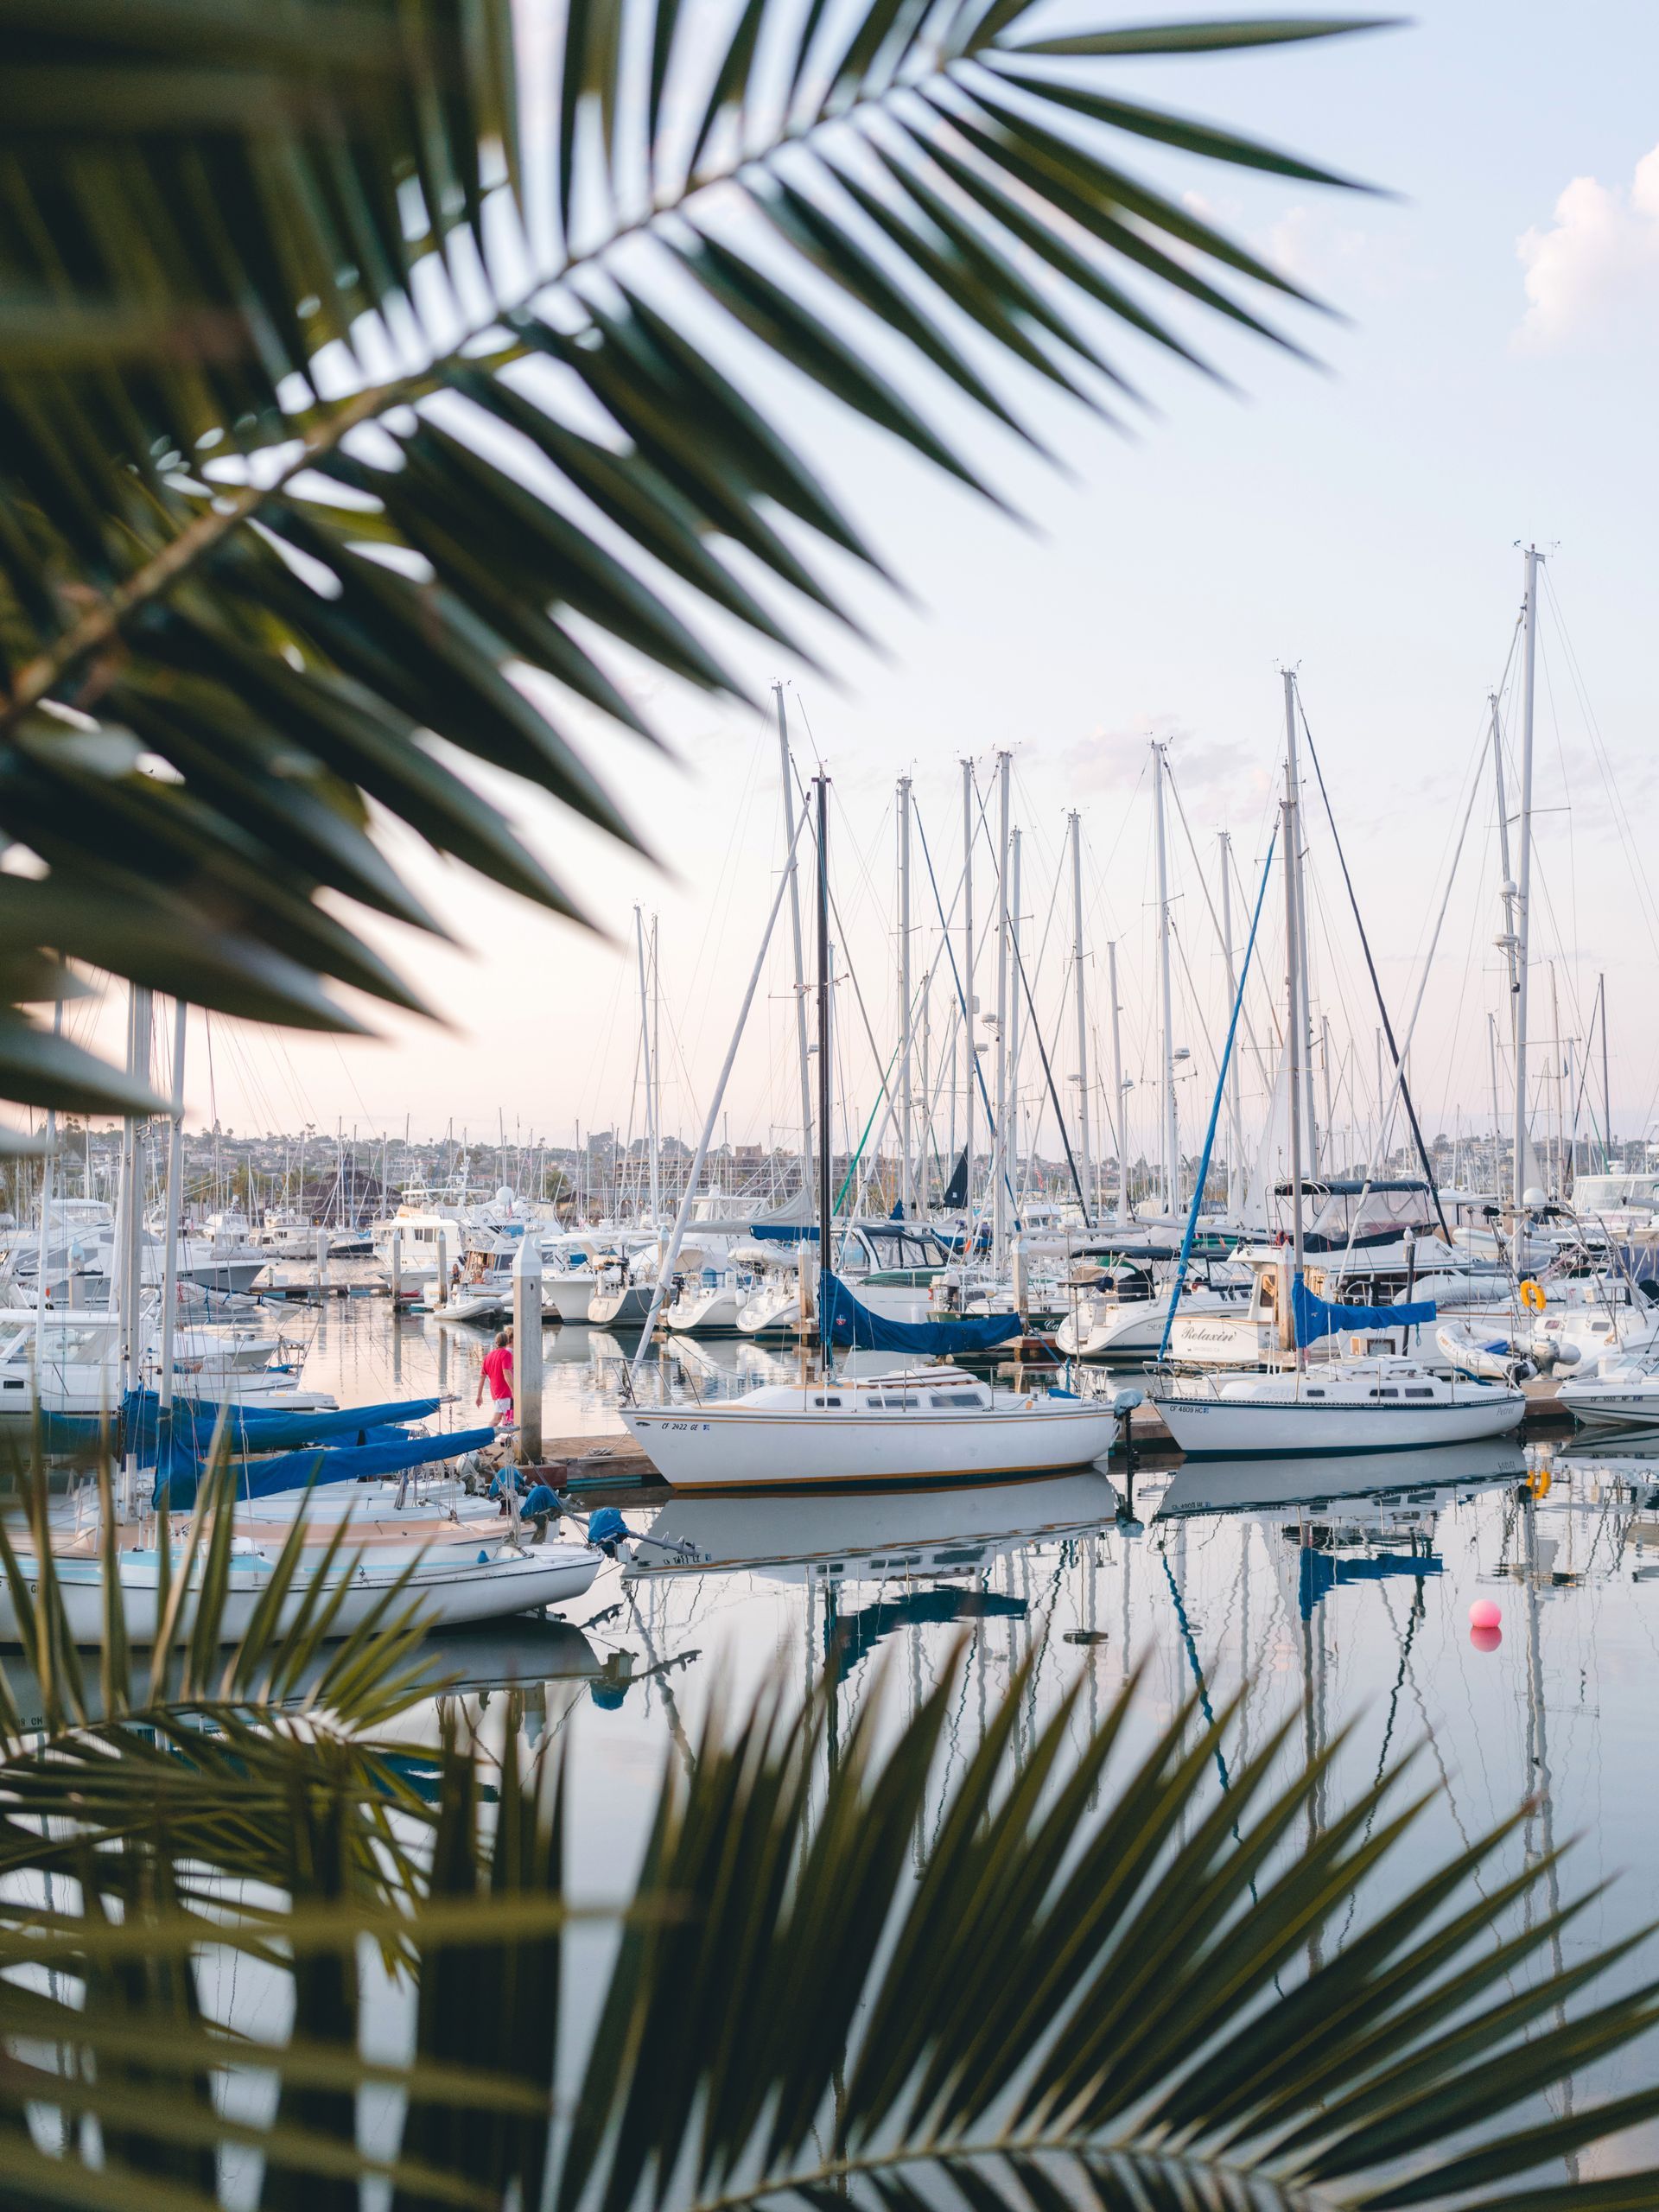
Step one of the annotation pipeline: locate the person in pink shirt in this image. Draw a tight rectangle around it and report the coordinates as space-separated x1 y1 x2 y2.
476 1326 515 1428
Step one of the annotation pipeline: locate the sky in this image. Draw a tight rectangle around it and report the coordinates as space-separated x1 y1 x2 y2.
60 0 1659 1166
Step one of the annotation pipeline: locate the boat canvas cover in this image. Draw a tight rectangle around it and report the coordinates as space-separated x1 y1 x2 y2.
152 1422 497 1510
820 1270 1021 1355
124 1392 443 1455
1291 1280 1437 1348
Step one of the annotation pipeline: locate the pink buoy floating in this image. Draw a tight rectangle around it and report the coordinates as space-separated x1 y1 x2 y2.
1469 1599 1502 1630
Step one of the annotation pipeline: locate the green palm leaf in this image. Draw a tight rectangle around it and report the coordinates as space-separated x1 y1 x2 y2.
1 1602 1656 2211
0 0 1389 1111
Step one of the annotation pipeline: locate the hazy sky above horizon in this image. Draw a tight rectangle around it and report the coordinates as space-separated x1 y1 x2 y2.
61 0 1659 1171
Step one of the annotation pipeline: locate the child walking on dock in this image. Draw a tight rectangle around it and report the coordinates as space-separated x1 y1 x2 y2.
477 1326 515 1429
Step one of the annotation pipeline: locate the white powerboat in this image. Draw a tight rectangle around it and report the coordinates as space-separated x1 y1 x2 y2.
1147 1356 1526 1459
1056 1249 1249 1361
1558 1357 1659 1428
0 1306 333 1417
587 1250 659 1327
621 1364 1141 1490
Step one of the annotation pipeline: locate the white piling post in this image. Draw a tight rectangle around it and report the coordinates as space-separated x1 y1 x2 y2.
390 1226 403 1306
512 1236 543 1465
435 1228 448 1307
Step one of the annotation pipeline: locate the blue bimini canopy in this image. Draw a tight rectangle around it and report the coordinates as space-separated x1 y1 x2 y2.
124 1391 442 1459
152 1423 497 1511
820 1270 1021 1356
1292 1280 1437 1350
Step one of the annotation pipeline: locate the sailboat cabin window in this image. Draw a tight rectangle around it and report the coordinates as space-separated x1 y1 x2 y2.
814 1395 842 1408
1405 1387 1433 1398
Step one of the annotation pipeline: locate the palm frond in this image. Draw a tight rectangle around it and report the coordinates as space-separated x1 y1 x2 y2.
1 1633 1656 2210
0 0 1391 1109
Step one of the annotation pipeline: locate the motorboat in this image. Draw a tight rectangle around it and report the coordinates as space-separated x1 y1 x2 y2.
620 1363 1141 1490
1558 1357 1659 1428
535 1228 662 1324
587 1248 660 1327
0 1306 333 1417
0 1199 270 1301
1055 1247 1249 1361
1147 1356 1526 1460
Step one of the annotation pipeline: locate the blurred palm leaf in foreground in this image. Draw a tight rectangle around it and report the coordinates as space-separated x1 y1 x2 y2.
0 0 1388 1113
1 1548 1656 2211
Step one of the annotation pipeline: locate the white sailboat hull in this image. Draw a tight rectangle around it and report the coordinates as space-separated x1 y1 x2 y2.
1149 1378 1526 1459
663 1286 742 1335
736 1288 802 1337
0 1541 600 1646
620 1400 1127 1490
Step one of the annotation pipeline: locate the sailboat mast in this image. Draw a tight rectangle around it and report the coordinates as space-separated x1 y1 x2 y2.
993 748 1011 1268
1513 544 1541 1211
652 914 664 1215
1008 826 1022 1208
961 758 976 1219
118 987 153 1404
1601 973 1612 1170
1069 810 1093 1229
1107 938 1125 1224
1218 830 1243 1214
1281 680 1306 1282
634 906 660 1224
816 775 833 1267
159 1000 187 1416
1152 739 1179 1216
774 684 814 1210
897 774 913 1217
1281 673 1319 1173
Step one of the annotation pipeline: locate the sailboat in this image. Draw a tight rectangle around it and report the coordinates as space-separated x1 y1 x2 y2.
1147 672 1527 1463
620 771 1142 1492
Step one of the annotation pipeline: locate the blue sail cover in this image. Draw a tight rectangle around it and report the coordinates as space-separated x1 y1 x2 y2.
124 1392 442 1457
820 1270 1021 1355
1292 1280 1437 1349
152 1423 497 1511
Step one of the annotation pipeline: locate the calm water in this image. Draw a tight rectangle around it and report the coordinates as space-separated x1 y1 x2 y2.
235 1291 1659 2174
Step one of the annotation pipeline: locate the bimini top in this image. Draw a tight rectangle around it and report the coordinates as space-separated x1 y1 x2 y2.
1272 1179 1429 1198
1269 1179 1439 1252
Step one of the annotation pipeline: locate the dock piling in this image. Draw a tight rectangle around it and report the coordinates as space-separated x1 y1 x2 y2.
513 1236 544 1463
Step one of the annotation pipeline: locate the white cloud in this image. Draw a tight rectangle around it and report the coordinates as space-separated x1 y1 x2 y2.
1055 718 1267 813
1516 143 1659 349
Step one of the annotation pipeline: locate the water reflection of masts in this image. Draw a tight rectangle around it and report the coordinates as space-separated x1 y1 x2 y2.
1521 1488 1577 2174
